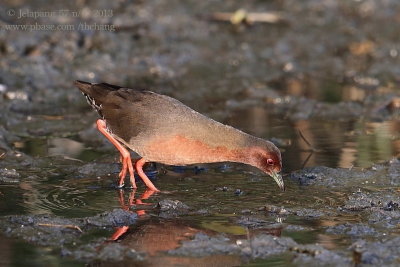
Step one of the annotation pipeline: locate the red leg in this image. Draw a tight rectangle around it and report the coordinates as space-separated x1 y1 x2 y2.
96 119 136 188
135 158 160 192
110 226 129 241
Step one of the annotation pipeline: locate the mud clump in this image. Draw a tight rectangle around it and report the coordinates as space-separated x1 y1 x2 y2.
289 159 400 188
340 190 400 229
76 162 120 178
170 232 352 265
341 191 400 212
157 199 191 218
289 166 377 187
0 168 20 183
169 233 240 257
368 208 400 229
292 243 352 267
248 234 297 259
290 208 329 218
236 216 282 230
351 238 400 265
82 209 138 227
326 223 378 237
5 214 82 246
63 242 144 262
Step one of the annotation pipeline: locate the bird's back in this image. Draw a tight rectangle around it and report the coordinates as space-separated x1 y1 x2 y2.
75 81 263 164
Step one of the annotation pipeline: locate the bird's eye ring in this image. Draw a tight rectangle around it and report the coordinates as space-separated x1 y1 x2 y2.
267 159 274 165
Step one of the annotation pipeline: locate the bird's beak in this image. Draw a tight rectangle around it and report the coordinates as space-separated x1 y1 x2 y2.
269 171 285 191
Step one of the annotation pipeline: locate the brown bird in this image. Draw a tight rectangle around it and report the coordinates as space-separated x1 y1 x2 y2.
74 80 284 192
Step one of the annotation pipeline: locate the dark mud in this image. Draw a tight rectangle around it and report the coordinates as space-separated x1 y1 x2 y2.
290 158 400 187
157 199 191 218
1 0 400 265
351 238 400 265
0 209 141 262
169 232 353 267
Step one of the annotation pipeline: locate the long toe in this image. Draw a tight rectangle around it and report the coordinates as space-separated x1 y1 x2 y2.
115 183 125 189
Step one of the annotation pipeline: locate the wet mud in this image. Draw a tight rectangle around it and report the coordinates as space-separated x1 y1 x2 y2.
1 0 400 266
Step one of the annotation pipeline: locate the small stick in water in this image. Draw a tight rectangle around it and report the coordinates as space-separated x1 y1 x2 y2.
37 223 83 233
298 130 322 152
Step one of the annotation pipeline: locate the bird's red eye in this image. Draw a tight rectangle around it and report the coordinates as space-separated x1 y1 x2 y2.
267 159 274 165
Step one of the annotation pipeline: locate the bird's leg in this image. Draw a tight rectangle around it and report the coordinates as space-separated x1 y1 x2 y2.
120 155 136 188
117 155 131 187
96 119 136 188
135 158 160 192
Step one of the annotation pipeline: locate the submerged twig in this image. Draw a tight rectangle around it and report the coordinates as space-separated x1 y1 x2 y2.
37 223 83 233
301 152 313 170
298 130 313 148
0 152 5 160
62 156 84 163
298 130 321 152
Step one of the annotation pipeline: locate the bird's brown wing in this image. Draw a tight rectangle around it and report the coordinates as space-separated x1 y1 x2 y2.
75 81 251 156
75 81 193 143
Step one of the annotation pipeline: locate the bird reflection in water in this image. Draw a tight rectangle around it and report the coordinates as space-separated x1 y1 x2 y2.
110 189 156 241
107 189 242 266
106 189 285 267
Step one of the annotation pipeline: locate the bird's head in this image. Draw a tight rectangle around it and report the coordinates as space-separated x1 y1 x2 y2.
247 142 284 191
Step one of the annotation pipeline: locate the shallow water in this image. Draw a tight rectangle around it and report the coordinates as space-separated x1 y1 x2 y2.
2 107 399 265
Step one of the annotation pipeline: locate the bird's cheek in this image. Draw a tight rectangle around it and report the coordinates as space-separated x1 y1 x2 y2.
265 166 281 175
274 165 282 173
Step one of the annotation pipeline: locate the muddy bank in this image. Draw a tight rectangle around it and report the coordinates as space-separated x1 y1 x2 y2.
290 158 400 187
0 209 140 262
1 0 400 265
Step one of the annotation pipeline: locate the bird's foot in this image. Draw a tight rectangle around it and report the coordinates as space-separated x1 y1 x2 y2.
135 158 160 192
123 184 136 189
114 182 125 189
117 170 126 188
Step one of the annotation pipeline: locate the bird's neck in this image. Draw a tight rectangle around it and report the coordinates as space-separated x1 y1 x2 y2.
222 146 258 166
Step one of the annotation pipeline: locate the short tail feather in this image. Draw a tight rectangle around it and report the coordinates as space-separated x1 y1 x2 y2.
74 80 92 95
74 80 122 117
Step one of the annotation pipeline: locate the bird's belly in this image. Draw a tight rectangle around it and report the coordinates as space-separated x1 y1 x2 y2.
138 135 238 165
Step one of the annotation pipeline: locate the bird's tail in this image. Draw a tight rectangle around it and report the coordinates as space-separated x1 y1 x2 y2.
74 80 121 97
74 80 91 92
74 80 122 115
